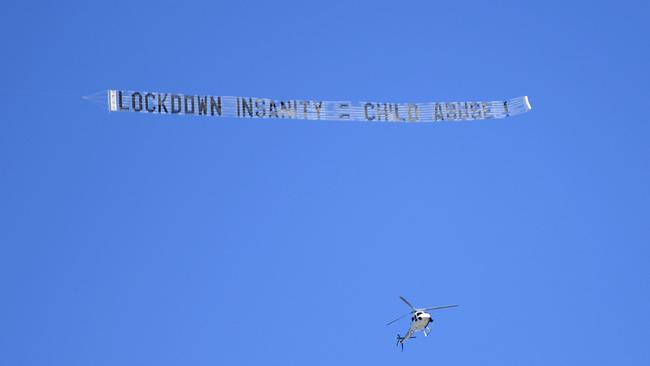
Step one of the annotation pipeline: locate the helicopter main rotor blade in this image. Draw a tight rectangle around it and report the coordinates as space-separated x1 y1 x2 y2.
386 312 412 326
424 305 459 311
399 296 416 311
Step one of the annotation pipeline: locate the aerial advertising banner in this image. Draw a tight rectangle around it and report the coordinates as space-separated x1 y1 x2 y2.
107 90 531 123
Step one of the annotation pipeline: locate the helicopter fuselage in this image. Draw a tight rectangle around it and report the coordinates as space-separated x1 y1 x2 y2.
399 311 433 345
410 311 432 331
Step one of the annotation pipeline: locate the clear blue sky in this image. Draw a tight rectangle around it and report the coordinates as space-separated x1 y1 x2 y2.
1 1 649 365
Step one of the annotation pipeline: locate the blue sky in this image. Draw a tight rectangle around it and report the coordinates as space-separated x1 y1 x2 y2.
1 0 649 365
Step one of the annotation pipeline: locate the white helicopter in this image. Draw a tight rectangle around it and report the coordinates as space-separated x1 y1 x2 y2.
387 296 458 351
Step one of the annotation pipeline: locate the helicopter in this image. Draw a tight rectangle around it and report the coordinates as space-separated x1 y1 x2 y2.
387 296 458 351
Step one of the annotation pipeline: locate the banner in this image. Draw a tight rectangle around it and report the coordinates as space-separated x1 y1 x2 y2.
107 90 532 122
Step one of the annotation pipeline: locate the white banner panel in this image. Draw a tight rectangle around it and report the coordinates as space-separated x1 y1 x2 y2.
107 90 532 123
